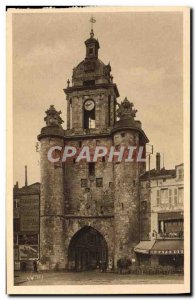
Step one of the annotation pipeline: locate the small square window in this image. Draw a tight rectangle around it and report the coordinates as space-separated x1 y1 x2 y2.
96 178 103 187
81 179 87 187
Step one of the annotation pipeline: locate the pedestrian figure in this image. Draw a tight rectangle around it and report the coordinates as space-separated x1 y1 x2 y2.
108 258 113 272
33 260 38 272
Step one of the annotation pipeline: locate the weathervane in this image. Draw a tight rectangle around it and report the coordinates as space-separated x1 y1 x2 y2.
89 16 96 30
89 16 96 38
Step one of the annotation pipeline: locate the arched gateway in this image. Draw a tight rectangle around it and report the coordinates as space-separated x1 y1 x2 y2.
68 226 108 271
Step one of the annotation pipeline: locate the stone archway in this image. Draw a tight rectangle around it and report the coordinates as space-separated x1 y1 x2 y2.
68 226 108 271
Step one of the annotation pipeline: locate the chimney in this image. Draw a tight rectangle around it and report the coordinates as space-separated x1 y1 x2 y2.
14 181 19 190
156 153 161 172
25 165 28 187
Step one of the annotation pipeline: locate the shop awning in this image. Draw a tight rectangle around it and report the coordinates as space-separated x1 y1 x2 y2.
134 240 155 254
150 240 184 255
158 212 184 221
134 240 184 255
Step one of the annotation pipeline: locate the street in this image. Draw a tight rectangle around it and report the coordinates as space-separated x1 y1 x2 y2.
14 271 184 286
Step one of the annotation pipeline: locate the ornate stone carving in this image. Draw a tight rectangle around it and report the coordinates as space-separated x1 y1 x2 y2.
116 97 138 120
44 105 64 127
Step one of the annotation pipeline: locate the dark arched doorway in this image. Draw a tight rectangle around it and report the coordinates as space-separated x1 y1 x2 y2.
68 226 108 271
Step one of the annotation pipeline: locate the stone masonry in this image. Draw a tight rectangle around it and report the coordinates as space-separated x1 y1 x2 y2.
38 29 149 270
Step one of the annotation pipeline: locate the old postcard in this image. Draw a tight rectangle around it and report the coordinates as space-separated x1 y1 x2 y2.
7 6 190 294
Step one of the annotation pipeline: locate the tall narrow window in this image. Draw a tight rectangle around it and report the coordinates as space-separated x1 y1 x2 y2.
108 95 111 126
160 189 168 204
114 98 116 122
89 47 93 55
70 98 72 129
157 190 160 206
174 188 178 205
169 189 172 204
89 162 95 176
83 99 95 129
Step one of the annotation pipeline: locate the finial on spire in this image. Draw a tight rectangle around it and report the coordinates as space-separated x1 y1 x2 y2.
89 16 96 38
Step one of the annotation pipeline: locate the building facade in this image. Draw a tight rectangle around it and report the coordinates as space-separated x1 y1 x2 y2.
13 177 40 271
135 155 184 269
37 29 149 270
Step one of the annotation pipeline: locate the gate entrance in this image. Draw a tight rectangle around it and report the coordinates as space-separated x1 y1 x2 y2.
68 226 108 271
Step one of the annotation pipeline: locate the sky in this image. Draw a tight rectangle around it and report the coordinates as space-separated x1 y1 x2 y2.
12 10 183 187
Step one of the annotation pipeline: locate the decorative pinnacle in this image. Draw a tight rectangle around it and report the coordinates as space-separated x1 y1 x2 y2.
67 79 70 87
116 97 138 120
44 105 64 127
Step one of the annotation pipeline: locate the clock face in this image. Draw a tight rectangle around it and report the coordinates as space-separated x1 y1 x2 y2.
84 99 95 111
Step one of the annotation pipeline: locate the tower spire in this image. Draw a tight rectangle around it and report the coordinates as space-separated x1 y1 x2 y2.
85 17 99 59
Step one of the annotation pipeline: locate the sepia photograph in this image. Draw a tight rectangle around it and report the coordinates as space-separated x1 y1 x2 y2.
6 6 190 294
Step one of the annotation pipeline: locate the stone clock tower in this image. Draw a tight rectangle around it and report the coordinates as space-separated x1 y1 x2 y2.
38 27 149 270
64 28 119 134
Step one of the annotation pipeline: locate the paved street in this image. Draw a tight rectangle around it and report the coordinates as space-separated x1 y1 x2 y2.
14 271 184 286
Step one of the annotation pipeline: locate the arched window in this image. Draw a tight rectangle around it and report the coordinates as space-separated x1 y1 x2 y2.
83 99 95 129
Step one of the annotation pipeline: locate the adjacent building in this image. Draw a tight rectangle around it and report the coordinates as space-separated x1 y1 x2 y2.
13 168 40 271
135 154 184 268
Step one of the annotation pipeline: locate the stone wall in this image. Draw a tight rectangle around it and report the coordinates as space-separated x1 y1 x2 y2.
39 136 66 269
113 130 142 264
64 137 114 216
66 88 116 133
